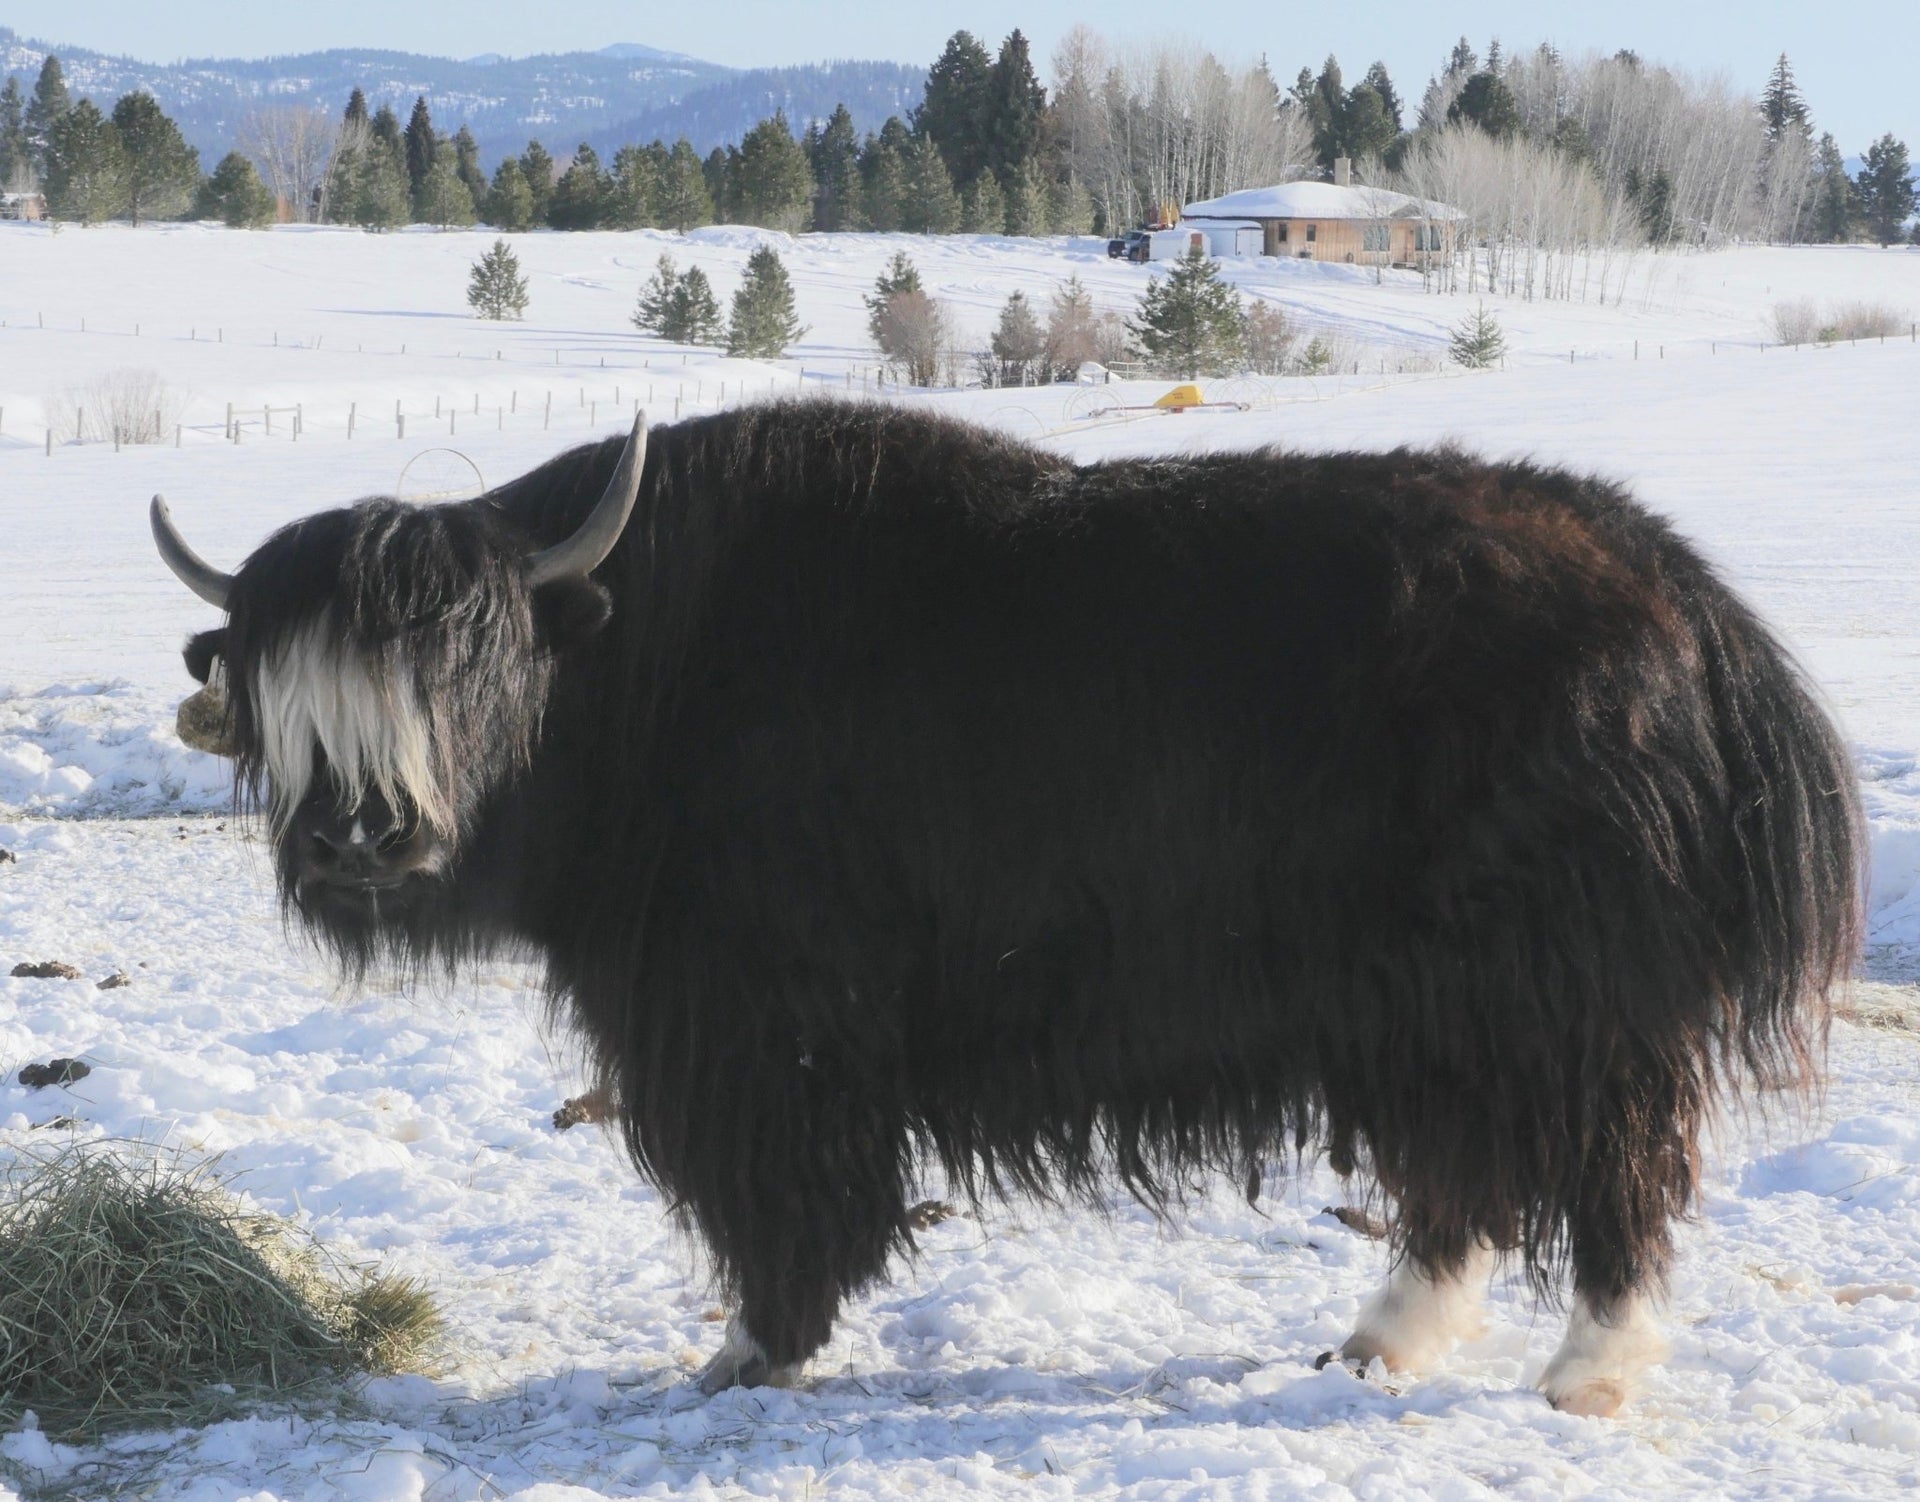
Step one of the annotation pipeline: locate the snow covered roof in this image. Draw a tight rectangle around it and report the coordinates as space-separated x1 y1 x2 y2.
1183 181 1460 222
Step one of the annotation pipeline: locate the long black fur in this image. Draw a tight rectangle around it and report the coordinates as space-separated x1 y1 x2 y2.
184 400 1863 1372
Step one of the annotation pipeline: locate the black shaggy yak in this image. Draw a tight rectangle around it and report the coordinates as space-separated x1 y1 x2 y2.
152 401 1861 1416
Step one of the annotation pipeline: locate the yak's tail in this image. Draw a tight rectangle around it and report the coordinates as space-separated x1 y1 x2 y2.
1698 595 1863 1097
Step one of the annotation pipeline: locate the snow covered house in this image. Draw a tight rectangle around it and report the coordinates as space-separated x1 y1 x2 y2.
1183 160 1457 266
0 192 47 222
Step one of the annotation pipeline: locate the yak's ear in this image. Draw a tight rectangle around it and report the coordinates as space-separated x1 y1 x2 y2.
183 628 228 685
532 579 614 652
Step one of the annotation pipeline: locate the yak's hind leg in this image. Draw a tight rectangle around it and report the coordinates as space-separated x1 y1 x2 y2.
1339 1235 1497 1375
1538 1290 1669 1418
1536 1118 1677 1416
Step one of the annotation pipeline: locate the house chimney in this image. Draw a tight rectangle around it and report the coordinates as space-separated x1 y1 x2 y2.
1333 157 1351 187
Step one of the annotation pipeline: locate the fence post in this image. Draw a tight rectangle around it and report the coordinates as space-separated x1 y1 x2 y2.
398 413 405 440
45 428 51 457
296 403 303 437
225 402 233 439
589 401 596 427
176 424 182 448
511 391 517 413
450 411 456 435
435 396 441 418
265 407 272 436
348 401 356 439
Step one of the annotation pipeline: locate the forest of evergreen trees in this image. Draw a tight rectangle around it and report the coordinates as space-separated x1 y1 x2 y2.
1 31 1913 250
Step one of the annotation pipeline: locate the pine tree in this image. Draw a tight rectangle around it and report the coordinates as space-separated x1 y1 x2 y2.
808 103 860 231
633 254 722 343
548 143 607 230
732 111 813 231
1004 156 1050 236
485 157 534 230
197 150 275 227
1292 58 1345 174
865 250 923 347
1042 274 1098 379
419 145 475 227
726 245 807 357
900 133 959 233
342 88 369 130
112 92 199 224
1810 132 1858 242
0 77 29 189
467 238 529 320
634 254 681 333
1449 303 1507 368
985 289 1045 385
984 29 1046 187
1760 55 1810 143
1856 135 1916 247
917 31 994 186
403 96 435 216
520 140 556 223
959 172 1005 233
658 138 713 230
607 144 659 229
25 55 69 178
452 125 488 217
44 98 125 223
1130 246 1247 378
704 145 733 221
1448 72 1520 139
671 266 724 344
356 136 410 230
369 104 403 161
1361 62 1403 133
857 123 910 231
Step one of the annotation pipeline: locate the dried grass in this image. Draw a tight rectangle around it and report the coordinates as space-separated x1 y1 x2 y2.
0 1141 444 1438
41 368 186 446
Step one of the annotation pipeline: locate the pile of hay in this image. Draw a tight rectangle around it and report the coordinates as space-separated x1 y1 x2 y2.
0 1141 444 1437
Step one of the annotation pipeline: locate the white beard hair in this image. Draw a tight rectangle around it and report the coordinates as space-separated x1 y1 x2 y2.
254 617 450 837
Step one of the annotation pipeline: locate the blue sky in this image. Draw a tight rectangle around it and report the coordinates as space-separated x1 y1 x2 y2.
8 1 1916 154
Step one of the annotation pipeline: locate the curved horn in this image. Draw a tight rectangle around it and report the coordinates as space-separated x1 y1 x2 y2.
150 495 235 610
528 412 647 586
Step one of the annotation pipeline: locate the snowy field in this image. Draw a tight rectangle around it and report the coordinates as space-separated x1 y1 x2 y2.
1 222 1919 1499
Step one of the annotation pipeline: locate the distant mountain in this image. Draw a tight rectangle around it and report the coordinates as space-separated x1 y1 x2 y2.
0 27 925 167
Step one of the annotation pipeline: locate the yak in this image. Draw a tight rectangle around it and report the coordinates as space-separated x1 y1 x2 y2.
151 401 1861 1417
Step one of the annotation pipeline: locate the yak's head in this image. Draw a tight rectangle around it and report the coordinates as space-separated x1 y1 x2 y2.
152 416 645 965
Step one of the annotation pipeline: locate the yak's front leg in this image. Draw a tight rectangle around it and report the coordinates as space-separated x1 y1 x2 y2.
1339 1237 1497 1375
680 1046 913 1394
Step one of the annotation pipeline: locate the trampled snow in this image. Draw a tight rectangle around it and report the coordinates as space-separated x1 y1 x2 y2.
0 222 1917 1499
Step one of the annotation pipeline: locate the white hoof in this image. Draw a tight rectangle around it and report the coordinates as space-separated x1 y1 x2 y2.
1340 1243 1495 1374
1539 1294 1668 1416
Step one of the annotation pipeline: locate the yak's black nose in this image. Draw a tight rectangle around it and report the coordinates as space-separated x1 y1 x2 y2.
295 801 434 889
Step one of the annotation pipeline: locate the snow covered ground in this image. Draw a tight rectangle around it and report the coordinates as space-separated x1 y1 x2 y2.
1 222 1918 1499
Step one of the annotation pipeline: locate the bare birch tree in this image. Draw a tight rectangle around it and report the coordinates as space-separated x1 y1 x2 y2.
240 104 337 223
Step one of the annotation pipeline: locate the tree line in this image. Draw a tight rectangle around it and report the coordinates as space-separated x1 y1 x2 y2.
2 35 1912 249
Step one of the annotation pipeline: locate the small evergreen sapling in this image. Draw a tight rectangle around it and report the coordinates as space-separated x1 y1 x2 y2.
633 254 723 345
726 245 807 358
1130 246 1247 379
198 151 275 228
984 289 1045 385
467 239 529 321
1449 303 1507 368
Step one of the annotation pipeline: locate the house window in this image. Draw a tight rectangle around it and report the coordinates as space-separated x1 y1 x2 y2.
1305 224 1317 243
1362 224 1390 252
1414 224 1443 252
1276 223 1289 243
